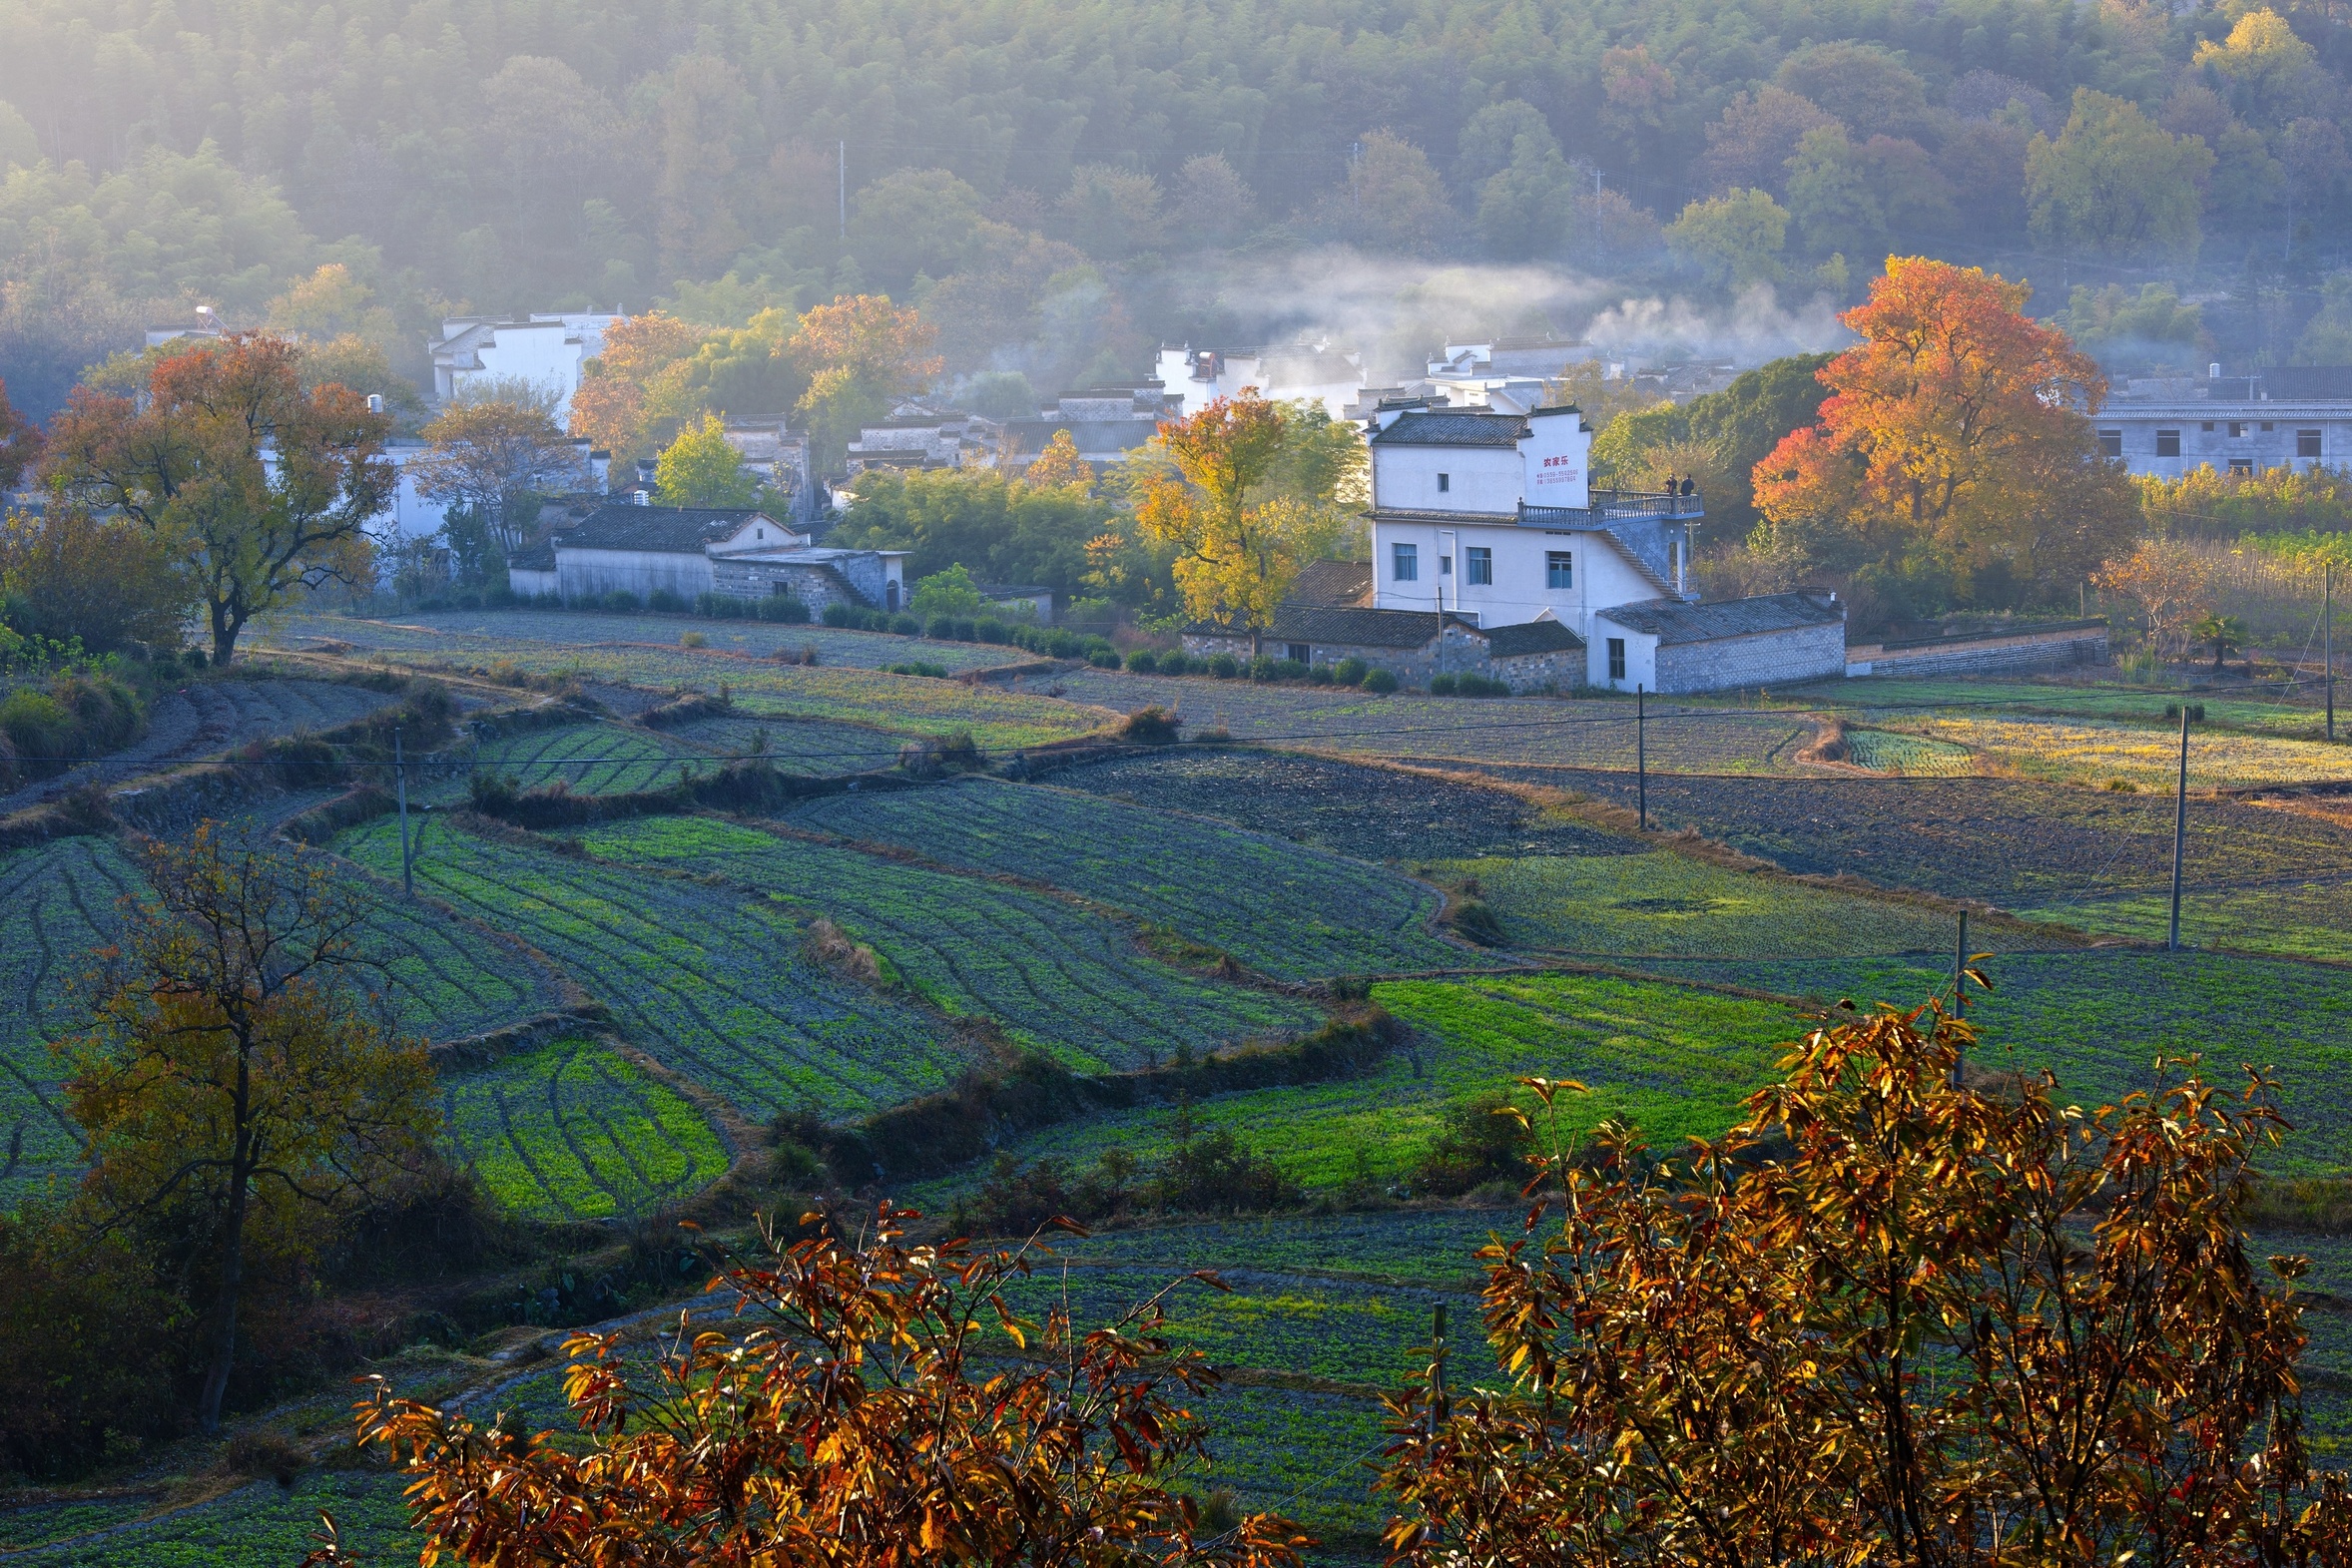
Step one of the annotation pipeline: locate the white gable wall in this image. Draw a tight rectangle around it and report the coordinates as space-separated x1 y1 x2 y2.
1519 410 1589 508
1372 518 1661 643
1371 445 1521 513
1586 623 1661 692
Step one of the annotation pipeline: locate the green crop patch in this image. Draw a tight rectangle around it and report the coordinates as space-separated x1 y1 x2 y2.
927 972 1803 1196
1041 1208 1516 1289
573 815 1318 1073
1842 728 1977 776
453 722 703 798
2026 879 2352 962
1051 748 1640 862
1448 852 2076 957
441 1037 731 1219
787 778 1484 980
6 1471 415 1567
1638 950 2352 1174
266 608 1023 673
334 815 972 1117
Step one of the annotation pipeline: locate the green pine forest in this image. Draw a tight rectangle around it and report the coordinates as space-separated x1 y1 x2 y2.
6 0 2352 413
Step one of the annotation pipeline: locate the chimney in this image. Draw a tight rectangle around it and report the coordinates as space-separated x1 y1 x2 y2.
2210 362 2222 379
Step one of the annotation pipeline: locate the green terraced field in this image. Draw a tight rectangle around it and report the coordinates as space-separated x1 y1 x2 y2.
1045 1208 1514 1289
1050 748 1641 862
1008 668 1814 774
1818 677 2340 739
574 815 1319 1073
332 641 1111 751
925 972 1806 1195
1637 950 2352 1174
788 779 1485 980
266 608 1024 673
454 721 705 797
0 835 559 1204
441 1037 733 1220
1447 851 2078 957
335 815 973 1117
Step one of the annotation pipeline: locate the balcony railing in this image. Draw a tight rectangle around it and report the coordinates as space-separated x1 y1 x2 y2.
1517 490 1703 526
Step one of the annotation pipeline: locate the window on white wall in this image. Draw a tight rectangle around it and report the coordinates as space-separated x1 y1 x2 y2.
1437 472 1450 493
1465 546 1491 585
1607 638 1626 681
1545 551 1573 589
1393 542 1418 581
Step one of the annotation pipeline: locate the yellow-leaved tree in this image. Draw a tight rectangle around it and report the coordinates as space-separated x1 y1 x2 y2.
1131 394 1362 654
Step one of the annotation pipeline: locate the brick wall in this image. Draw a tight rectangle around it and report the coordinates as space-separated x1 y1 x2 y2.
1653 623 1848 693
711 559 864 611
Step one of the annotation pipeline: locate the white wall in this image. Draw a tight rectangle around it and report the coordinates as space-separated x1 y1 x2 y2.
1519 411 1589 509
1586 623 1659 692
1371 445 1522 513
555 548 715 601
2097 408 2352 478
1371 517 1662 642
452 323 583 418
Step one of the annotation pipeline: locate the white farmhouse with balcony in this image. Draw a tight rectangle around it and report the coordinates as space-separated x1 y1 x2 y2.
1358 401 1846 693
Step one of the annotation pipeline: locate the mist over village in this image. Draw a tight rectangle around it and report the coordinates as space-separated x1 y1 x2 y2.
2 0 2352 1560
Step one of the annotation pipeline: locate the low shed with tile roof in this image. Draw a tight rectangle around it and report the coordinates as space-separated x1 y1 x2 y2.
1591 592 1847 694
1181 605 1587 693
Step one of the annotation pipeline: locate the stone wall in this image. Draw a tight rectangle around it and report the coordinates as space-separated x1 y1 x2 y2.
1847 627 2108 679
1652 622 1848 694
711 558 860 611
1181 622 1581 693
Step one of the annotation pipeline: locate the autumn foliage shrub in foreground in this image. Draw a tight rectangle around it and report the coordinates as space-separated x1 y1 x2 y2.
1380 1001 2352 1566
326 1209 1307 1568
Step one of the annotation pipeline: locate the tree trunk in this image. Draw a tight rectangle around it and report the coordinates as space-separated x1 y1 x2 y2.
197 1158 251 1434
211 601 241 667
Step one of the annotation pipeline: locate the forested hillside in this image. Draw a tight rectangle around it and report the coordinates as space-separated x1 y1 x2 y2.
3 0 2351 409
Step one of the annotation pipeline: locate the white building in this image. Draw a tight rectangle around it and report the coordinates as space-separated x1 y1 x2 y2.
2095 366 2352 478
1360 402 1845 693
846 406 1004 476
1157 344 1368 418
429 312 623 420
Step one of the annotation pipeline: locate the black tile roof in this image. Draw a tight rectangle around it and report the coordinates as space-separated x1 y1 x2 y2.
507 542 556 570
1289 558 1374 607
1484 619 1584 656
559 506 776 554
1368 409 1529 447
1595 592 1844 645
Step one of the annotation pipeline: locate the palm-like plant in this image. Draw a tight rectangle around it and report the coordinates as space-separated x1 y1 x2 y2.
2193 611 2247 672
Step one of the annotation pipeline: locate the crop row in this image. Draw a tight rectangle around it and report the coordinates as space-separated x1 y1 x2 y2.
1822 676 2337 738
268 608 1021 673
932 972 1806 1194
1637 949 2352 1174
1043 1207 1519 1290
334 815 974 1118
455 721 702 797
1451 851 2079 958
574 815 1320 1073
788 779 1482 981
1489 769 2352 908
1841 728 1977 776
1052 749 1641 864
441 1037 731 1221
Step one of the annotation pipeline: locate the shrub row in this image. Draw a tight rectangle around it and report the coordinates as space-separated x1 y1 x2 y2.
1120 647 1406 692
0 670 144 792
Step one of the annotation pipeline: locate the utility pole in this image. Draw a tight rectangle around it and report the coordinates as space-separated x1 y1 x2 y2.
838 141 848 241
2326 559 2336 743
2167 704 2189 952
394 730 414 900
1950 908 1968 1090
1636 685 1647 831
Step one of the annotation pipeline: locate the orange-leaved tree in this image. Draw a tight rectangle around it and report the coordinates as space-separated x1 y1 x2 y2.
568 309 704 457
1133 394 1352 655
40 333 391 664
322 1205 1308 1568
1379 1000 2350 1565
1751 258 2136 611
791 294 943 475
